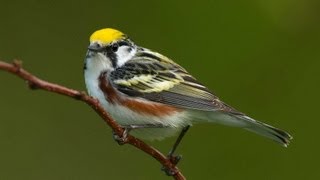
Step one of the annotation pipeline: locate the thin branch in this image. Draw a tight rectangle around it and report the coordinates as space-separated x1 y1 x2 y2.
0 60 185 180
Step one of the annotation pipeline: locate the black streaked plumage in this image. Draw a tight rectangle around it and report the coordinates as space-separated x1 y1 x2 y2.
109 56 242 115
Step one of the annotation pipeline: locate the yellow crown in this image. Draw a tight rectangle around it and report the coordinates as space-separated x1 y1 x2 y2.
90 28 125 44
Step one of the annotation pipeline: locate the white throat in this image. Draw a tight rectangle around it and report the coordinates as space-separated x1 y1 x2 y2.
84 51 112 96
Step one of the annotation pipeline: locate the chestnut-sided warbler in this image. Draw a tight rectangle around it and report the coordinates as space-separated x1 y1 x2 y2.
84 28 292 152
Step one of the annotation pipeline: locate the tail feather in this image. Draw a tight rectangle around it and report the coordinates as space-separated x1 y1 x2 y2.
201 111 293 147
242 116 293 147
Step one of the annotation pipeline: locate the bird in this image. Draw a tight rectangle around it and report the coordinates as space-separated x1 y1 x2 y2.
84 28 292 155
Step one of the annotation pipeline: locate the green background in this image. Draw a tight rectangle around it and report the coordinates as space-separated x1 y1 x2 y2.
0 0 319 179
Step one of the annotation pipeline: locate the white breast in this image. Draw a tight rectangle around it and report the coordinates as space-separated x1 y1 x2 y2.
84 52 192 140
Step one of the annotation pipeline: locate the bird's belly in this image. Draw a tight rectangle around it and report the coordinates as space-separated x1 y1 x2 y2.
85 78 191 140
104 102 192 140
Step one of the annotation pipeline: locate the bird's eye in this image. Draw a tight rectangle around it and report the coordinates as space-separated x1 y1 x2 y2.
111 43 119 52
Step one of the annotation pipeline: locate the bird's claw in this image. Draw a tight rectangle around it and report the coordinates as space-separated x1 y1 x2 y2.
168 154 182 165
161 166 177 176
161 154 182 176
112 129 129 145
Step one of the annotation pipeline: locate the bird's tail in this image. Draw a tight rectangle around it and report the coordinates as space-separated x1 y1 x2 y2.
242 116 292 147
200 112 292 147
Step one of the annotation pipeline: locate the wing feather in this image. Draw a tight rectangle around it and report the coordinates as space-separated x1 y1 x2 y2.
109 51 242 114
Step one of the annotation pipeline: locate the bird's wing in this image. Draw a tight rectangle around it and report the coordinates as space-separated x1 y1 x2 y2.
109 55 242 114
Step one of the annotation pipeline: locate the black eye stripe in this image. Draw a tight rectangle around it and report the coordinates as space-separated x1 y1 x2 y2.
105 41 130 52
118 40 131 47
111 43 119 52
106 51 118 68
100 40 132 68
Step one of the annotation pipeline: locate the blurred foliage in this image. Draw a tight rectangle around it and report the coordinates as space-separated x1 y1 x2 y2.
0 0 319 179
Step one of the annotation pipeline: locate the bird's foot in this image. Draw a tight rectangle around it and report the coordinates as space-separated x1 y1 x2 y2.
161 154 182 176
112 128 129 145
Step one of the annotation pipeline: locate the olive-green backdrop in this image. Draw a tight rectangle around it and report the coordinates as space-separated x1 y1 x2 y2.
0 0 319 179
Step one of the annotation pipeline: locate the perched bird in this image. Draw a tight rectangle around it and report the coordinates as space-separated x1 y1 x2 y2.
84 28 292 152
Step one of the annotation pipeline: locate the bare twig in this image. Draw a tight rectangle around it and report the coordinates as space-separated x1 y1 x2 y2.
0 60 185 180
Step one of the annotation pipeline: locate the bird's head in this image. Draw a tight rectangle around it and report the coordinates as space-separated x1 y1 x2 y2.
87 28 137 68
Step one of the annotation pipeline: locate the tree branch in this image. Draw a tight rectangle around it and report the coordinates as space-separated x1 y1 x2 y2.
0 60 185 180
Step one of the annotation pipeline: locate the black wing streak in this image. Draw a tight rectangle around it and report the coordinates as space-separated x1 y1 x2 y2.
110 60 243 115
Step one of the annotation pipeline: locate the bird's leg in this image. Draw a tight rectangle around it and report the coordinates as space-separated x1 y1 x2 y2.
112 123 167 145
168 125 190 163
162 125 190 176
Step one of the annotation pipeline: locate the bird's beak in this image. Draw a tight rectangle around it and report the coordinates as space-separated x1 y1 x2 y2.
88 43 104 52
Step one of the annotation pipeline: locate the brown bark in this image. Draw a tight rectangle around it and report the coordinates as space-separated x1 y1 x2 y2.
0 60 185 180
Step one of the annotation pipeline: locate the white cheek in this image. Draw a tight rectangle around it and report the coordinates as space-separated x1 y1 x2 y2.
116 47 136 66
